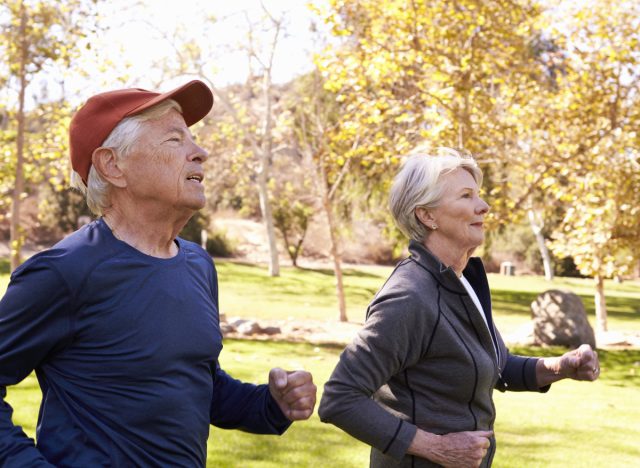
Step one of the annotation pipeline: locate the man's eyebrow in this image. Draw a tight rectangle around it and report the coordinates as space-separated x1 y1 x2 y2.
166 127 195 138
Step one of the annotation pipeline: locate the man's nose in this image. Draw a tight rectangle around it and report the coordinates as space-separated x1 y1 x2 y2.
188 143 209 163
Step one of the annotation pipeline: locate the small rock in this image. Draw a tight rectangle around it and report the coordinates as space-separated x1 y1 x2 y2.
237 321 262 335
220 323 235 335
230 318 249 328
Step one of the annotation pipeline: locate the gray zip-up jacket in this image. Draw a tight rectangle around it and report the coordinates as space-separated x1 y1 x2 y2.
319 241 548 467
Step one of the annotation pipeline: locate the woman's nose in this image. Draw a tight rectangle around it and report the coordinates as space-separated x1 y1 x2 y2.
478 198 490 214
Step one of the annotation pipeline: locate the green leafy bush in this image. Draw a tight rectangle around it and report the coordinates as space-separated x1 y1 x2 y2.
205 229 236 258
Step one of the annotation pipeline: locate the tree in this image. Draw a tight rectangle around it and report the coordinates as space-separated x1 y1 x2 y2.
314 0 548 241
35 99 93 239
271 181 314 267
311 0 547 318
526 1 640 332
317 0 542 150
157 6 289 277
550 153 640 332
286 69 366 322
480 0 640 332
0 0 97 270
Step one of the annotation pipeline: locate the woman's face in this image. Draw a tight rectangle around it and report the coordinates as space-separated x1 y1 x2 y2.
425 167 490 253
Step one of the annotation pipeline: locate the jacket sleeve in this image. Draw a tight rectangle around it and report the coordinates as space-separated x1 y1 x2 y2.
499 354 550 393
0 260 73 467
209 362 291 434
318 283 432 461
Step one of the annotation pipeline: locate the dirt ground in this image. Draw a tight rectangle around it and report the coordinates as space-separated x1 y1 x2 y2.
222 316 640 350
222 317 364 346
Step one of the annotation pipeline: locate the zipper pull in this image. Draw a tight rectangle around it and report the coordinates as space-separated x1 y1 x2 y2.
498 371 508 389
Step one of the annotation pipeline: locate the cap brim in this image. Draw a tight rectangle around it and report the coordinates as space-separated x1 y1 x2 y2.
126 80 214 126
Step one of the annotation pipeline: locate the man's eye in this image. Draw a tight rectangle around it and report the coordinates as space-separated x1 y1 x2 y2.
167 137 181 142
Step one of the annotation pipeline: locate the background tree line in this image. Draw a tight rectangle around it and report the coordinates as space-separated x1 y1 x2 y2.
1 0 639 330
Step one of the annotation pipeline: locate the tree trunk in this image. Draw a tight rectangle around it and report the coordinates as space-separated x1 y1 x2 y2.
319 165 347 322
594 274 608 333
527 209 553 281
256 162 280 277
10 3 27 272
258 62 280 277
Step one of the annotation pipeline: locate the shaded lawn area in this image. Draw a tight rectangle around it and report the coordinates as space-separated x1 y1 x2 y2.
5 341 640 467
488 274 640 334
214 260 640 336
212 261 640 342
1 258 638 334
213 260 387 323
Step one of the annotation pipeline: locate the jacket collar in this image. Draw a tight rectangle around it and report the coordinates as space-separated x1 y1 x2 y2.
407 240 489 301
408 240 466 293
408 239 497 361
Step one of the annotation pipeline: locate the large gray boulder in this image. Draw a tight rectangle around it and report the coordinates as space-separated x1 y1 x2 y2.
531 289 596 348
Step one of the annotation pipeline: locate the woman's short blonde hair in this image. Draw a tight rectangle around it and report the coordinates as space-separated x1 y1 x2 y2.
71 99 182 215
389 147 483 242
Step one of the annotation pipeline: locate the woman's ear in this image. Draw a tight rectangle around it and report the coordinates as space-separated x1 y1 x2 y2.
415 207 435 227
92 147 127 188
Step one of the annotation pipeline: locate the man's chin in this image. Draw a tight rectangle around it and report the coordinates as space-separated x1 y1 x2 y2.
187 197 207 211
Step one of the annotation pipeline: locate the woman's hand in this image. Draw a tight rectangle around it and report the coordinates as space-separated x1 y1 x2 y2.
536 344 600 387
408 428 493 467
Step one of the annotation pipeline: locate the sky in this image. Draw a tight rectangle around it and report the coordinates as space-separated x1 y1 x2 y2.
1 0 330 109
62 0 330 100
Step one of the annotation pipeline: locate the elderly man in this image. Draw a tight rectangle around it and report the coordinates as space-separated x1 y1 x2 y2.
0 80 316 467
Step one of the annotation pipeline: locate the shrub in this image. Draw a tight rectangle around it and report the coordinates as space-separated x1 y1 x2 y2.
205 229 236 258
179 212 209 244
179 212 236 258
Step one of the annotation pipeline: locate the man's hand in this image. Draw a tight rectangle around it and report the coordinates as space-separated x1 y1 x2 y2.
268 368 317 421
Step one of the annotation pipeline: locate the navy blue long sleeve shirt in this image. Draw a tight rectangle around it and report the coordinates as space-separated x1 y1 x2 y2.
0 219 290 467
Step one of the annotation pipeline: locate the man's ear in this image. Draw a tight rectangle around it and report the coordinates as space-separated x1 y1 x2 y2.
415 206 435 227
92 147 127 188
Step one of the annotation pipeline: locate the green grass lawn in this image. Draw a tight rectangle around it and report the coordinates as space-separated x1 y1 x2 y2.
215 259 640 336
2 258 638 333
6 341 640 467
488 274 640 335
214 260 388 323
2 259 640 466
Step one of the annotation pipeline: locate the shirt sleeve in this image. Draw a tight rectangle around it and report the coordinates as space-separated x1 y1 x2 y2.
318 288 430 461
0 260 74 467
209 362 291 434
206 256 290 435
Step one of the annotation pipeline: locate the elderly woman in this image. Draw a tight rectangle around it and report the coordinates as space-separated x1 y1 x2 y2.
318 149 599 467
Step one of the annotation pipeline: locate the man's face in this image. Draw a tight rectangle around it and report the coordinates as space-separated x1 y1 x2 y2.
119 108 208 214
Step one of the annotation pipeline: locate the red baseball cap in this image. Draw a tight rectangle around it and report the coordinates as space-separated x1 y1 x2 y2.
69 80 214 184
